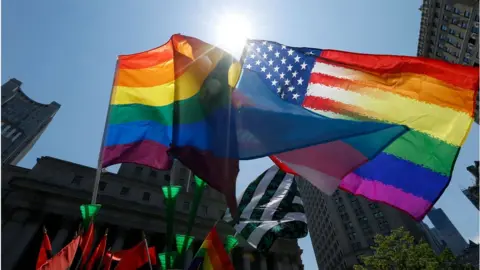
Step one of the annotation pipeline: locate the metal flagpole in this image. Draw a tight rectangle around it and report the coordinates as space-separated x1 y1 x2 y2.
142 232 153 270
91 60 118 204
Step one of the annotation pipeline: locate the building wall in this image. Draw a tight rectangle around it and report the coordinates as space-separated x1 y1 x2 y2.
1 78 60 165
1 157 303 270
297 178 427 270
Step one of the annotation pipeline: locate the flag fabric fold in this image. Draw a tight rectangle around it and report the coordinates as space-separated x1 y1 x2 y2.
188 226 234 270
79 223 95 267
36 227 53 269
223 165 308 252
246 39 478 220
113 241 156 270
86 231 107 270
102 34 407 217
38 235 81 270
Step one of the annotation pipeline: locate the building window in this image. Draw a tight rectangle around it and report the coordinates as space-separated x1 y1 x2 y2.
460 32 466 39
142 192 151 201
183 201 190 211
352 242 361 251
463 57 470 63
120 187 130 196
71 175 83 185
99 181 107 191
461 22 468 29
464 10 470 18
149 170 157 178
441 25 448 31
201 205 208 216
442 14 448 21
449 28 456 35
475 14 479 22
453 7 461 14
11 132 22 142
164 174 170 181
472 26 479 34
348 233 357 240
5 128 16 138
445 5 452 11
1 124 11 135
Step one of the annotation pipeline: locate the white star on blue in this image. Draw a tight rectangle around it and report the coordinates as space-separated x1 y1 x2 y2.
242 40 322 105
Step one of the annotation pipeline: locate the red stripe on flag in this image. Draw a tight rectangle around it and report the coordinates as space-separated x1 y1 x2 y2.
318 50 479 90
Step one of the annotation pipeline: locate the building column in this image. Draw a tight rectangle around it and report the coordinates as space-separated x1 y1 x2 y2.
260 254 268 270
243 253 251 270
51 221 71 254
3 212 42 270
184 249 193 267
112 228 125 251
2 209 30 246
275 254 284 270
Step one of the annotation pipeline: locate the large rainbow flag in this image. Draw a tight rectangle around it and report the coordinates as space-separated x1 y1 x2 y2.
188 226 234 270
252 39 479 220
102 34 409 216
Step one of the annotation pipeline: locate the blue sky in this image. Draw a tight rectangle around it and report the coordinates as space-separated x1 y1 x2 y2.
3 0 478 267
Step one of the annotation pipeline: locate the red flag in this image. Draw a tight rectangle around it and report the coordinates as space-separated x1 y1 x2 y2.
86 231 107 270
102 251 115 270
79 223 95 267
36 227 53 269
38 236 81 270
114 241 157 270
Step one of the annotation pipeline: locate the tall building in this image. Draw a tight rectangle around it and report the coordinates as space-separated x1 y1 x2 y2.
1 78 60 165
463 161 479 209
419 222 448 254
458 241 480 268
417 0 479 122
297 179 426 270
1 157 303 270
427 207 467 256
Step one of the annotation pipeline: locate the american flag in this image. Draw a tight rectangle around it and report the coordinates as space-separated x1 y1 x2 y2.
242 40 323 107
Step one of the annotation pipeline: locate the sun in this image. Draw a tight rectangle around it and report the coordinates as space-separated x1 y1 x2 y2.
215 13 251 57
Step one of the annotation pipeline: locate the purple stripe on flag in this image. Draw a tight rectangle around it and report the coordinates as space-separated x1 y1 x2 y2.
102 140 172 170
340 173 433 220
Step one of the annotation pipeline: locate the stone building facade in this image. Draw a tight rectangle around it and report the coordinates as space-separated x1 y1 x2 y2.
2 157 303 270
1 78 60 165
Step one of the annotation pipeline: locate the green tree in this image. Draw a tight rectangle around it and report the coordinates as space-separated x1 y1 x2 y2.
353 227 475 270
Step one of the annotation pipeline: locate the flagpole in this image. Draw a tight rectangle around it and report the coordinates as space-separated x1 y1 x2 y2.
91 60 118 205
142 232 153 270
73 221 94 270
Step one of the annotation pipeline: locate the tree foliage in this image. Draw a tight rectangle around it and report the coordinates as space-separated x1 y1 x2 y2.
353 227 475 270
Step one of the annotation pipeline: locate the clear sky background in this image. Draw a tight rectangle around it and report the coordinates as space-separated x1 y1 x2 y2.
2 0 479 267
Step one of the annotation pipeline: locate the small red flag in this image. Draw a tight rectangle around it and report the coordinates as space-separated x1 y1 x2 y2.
114 241 157 270
38 235 81 270
36 227 53 269
86 231 107 270
79 223 95 267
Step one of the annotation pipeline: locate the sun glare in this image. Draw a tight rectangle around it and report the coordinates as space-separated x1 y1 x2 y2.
215 13 251 57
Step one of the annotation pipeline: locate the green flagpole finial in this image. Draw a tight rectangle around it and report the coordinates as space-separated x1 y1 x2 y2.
162 185 182 200
176 234 195 253
224 235 239 253
80 204 101 227
194 176 206 188
158 252 177 269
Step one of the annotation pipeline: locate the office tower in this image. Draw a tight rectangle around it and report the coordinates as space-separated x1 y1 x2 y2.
427 207 468 256
297 179 426 270
1 78 60 165
463 161 479 209
417 0 479 123
1 157 303 270
419 222 448 254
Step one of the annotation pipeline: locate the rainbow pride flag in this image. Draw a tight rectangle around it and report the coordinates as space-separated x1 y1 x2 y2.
188 226 234 270
259 40 478 220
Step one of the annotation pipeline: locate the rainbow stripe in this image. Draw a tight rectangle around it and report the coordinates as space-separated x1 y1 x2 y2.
188 227 234 270
306 50 478 220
